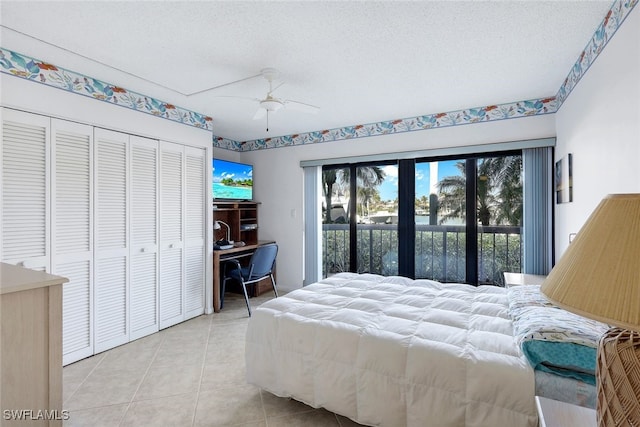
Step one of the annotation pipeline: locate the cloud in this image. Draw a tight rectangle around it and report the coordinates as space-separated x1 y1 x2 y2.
382 165 398 178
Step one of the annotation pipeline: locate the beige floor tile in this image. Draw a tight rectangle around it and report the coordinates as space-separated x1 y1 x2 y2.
134 362 202 401
161 316 212 340
97 341 159 372
260 392 317 418
193 384 265 427
63 403 128 427
266 408 340 427
63 353 106 404
230 422 266 427
153 340 207 367
65 368 144 411
336 414 368 427
120 392 198 427
200 353 247 391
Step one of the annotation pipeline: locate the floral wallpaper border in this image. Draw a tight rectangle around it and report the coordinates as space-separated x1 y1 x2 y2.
0 48 213 131
555 0 638 107
225 97 557 152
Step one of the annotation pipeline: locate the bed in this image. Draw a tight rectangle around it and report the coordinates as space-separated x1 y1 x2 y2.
245 273 607 427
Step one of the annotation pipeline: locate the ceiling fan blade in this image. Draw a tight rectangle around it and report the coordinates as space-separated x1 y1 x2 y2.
253 108 266 120
284 100 320 114
270 82 285 94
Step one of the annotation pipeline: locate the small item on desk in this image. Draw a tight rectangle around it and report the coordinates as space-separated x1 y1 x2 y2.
214 239 234 250
234 241 246 247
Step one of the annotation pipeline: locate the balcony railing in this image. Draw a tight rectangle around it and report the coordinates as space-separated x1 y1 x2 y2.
322 224 522 286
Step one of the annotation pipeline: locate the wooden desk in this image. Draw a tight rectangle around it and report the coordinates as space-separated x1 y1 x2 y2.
213 240 275 312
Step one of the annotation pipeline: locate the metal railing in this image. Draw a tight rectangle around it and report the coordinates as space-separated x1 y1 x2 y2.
322 224 522 286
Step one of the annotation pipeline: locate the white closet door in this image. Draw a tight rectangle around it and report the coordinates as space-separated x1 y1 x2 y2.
1 109 50 271
184 146 205 319
129 136 159 340
159 141 184 328
51 119 95 365
94 128 129 352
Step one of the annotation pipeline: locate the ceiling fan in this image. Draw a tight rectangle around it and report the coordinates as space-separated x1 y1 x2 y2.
211 68 320 131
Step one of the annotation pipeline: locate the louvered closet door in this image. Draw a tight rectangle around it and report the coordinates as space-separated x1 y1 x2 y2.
159 142 184 329
1 109 50 271
94 128 129 352
184 146 205 319
51 119 95 365
129 136 159 340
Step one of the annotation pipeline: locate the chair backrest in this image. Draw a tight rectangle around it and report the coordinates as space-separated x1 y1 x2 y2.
248 243 278 280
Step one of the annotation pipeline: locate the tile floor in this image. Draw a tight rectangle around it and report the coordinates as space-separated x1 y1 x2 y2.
63 292 365 427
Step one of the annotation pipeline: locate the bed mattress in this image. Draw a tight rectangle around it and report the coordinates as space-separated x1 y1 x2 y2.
535 370 596 408
245 273 538 427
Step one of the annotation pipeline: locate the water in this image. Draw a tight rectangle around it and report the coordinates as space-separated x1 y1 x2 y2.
213 183 252 200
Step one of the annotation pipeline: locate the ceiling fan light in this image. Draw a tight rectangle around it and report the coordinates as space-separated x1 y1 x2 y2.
260 99 283 112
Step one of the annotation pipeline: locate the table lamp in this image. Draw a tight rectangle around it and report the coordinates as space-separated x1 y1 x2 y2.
214 220 231 242
541 194 640 426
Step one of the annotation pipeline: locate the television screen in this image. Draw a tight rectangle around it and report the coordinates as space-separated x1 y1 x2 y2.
212 158 253 200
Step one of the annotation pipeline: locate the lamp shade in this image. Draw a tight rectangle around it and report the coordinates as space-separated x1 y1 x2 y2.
541 194 640 331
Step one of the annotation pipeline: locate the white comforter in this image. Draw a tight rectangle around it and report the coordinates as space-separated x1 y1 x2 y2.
245 273 537 427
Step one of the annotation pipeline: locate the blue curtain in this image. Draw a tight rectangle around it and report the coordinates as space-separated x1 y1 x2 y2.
523 147 553 274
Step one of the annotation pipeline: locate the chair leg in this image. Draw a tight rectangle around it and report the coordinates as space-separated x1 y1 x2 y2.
220 277 228 309
270 274 278 298
241 280 252 317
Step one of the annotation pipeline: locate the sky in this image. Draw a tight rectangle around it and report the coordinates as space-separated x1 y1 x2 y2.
378 160 461 202
212 158 253 182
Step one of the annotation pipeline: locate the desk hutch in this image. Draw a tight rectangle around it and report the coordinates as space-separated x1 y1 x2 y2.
212 202 275 311
213 201 259 245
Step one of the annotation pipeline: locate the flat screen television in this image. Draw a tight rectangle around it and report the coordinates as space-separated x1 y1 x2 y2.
212 158 253 201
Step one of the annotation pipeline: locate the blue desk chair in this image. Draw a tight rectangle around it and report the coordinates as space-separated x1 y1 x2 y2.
221 243 278 316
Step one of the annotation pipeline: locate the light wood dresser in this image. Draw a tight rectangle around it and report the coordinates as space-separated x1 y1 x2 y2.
0 263 68 426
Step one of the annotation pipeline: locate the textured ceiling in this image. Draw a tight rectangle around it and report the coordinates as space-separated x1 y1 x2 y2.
0 1 612 142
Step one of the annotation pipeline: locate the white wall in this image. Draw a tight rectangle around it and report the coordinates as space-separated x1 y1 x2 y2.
236 114 556 291
554 7 640 259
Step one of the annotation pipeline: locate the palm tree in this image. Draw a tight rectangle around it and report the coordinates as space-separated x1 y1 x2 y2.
322 169 338 224
437 156 522 226
343 166 385 222
437 162 467 223
491 156 523 225
357 186 378 218
322 166 385 223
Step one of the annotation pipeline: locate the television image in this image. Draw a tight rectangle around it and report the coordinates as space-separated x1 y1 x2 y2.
212 158 253 200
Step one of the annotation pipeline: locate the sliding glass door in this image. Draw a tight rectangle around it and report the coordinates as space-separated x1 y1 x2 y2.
322 167 350 275
322 163 398 276
321 152 524 286
356 164 398 275
414 159 467 282
476 155 523 284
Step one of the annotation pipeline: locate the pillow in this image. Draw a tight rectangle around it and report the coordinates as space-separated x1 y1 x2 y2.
507 285 610 384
